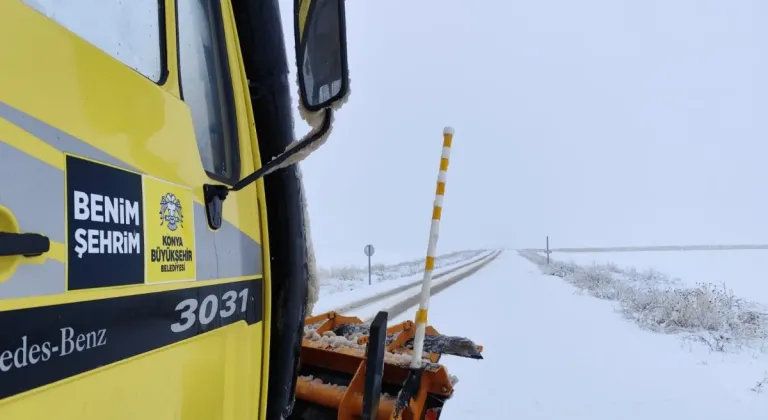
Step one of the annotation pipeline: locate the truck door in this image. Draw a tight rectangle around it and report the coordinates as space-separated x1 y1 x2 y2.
0 1 266 419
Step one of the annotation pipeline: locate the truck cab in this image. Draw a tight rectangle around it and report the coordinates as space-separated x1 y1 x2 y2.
0 0 348 419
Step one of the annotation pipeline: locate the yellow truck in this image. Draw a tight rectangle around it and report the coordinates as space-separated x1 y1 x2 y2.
0 1 482 419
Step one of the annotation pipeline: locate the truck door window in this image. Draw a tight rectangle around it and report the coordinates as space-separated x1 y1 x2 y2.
177 0 239 183
21 0 164 83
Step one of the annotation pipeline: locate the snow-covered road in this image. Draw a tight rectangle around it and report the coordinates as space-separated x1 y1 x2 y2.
312 250 496 315
391 251 768 419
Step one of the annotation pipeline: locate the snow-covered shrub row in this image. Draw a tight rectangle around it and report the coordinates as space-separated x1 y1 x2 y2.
518 249 767 352
318 249 487 294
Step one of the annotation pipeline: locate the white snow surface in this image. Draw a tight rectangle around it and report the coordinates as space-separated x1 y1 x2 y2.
391 251 768 419
546 249 768 307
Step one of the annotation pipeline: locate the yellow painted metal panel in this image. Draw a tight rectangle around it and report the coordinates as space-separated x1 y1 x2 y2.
0 1 268 419
0 322 264 420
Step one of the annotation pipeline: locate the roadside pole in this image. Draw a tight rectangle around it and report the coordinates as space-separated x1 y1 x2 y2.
364 244 375 285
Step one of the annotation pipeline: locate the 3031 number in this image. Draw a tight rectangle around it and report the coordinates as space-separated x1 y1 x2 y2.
170 288 249 333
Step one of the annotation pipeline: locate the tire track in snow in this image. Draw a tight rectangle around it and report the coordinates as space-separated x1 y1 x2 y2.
363 250 502 322
331 250 497 315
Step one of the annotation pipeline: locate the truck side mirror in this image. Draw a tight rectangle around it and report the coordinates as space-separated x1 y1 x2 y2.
294 0 349 112
202 0 349 230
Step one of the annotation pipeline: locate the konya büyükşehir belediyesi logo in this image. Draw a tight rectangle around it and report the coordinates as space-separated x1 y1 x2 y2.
143 179 196 283
65 155 197 290
160 193 183 231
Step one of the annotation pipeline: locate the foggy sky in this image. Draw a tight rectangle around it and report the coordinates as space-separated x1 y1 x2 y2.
279 0 767 266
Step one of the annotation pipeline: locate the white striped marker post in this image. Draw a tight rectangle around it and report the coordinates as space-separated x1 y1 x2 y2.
410 126 454 369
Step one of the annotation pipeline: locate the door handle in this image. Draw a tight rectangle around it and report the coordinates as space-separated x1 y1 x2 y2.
0 232 50 257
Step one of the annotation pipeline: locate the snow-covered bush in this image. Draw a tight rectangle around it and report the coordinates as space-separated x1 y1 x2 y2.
519 250 767 353
571 264 630 300
519 249 578 278
317 265 365 282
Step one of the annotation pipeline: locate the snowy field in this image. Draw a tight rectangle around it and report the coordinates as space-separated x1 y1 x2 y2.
544 249 768 307
391 251 768 419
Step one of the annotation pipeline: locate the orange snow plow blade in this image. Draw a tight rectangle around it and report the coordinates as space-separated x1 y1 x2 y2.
290 310 483 420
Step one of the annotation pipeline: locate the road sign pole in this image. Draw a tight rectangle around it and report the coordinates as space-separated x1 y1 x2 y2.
364 244 375 286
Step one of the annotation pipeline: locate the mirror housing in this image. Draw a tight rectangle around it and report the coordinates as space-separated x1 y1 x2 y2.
294 0 349 112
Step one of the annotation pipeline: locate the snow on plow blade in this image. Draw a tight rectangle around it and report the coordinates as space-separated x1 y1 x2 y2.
291 310 483 420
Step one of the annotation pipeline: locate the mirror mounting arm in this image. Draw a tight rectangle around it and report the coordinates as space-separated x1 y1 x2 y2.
203 108 333 230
